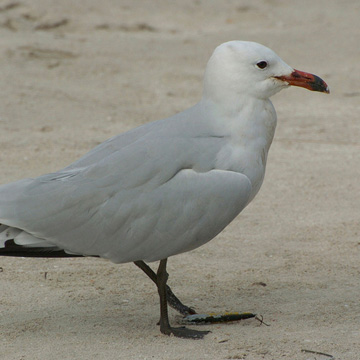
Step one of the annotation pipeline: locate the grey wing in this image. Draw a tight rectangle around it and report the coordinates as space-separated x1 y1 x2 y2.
0 167 251 263
118 168 252 263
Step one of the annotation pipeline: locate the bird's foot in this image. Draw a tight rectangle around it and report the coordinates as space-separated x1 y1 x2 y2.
166 285 196 315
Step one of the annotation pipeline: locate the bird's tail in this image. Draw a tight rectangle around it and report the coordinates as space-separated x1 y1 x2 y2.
0 224 83 258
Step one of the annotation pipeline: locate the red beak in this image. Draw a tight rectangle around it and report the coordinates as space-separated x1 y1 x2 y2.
276 69 330 94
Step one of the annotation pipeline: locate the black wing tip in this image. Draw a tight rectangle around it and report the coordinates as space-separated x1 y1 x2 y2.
0 240 84 258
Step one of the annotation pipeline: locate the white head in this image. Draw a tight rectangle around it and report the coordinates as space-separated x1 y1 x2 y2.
203 41 329 104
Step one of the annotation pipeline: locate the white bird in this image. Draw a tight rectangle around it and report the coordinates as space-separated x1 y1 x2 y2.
0 41 329 339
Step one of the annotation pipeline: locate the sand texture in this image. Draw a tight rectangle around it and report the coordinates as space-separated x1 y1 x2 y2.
0 1 359 359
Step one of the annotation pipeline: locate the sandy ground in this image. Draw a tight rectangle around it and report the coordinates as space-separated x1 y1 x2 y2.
0 1 359 359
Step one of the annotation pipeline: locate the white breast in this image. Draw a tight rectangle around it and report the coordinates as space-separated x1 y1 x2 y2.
213 98 277 201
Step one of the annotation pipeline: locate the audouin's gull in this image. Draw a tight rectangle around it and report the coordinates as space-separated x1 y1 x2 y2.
0 41 329 339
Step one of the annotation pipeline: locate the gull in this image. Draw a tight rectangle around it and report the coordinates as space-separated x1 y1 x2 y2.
0 41 329 339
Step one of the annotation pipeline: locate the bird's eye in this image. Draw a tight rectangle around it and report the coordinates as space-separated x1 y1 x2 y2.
256 61 268 70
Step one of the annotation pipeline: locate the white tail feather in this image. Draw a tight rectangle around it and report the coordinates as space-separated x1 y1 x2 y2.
0 225 56 249
0 226 22 247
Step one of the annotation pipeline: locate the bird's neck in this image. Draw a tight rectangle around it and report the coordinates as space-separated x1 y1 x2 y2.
200 95 277 149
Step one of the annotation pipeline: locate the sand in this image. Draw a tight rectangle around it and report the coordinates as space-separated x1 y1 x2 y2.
0 1 359 359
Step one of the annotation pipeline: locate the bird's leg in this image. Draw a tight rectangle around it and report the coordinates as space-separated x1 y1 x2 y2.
156 258 210 339
134 260 196 316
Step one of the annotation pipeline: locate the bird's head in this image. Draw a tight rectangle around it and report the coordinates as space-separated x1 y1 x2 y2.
203 41 329 103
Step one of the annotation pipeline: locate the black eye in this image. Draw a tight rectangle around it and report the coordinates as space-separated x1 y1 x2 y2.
256 61 268 69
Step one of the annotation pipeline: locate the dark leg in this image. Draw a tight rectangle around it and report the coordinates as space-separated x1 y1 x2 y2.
134 260 196 316
156 258 210 339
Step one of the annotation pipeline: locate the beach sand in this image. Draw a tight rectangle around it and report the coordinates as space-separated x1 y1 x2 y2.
0 1 359 359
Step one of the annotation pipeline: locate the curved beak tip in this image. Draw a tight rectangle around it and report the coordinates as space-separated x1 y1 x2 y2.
311 73 330 94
